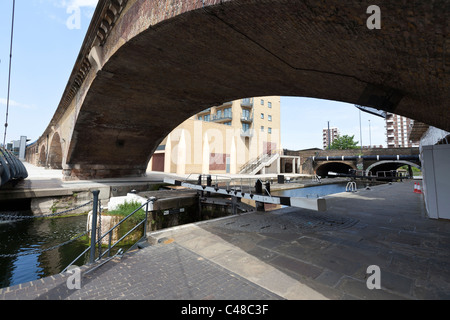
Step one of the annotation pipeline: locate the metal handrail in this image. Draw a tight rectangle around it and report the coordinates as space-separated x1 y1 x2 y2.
239 149 282 174
212 113 232 121
62 193 154 273
241 98 254 107
97 198 153 260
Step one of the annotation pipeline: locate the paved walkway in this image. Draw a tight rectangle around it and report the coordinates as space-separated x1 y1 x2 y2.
1 180 450 300
6 162 312 193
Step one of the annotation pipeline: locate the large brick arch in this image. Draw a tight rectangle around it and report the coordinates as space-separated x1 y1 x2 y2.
365 160 421 176
48 132 63 170
45 0 448 179
316 162 356 177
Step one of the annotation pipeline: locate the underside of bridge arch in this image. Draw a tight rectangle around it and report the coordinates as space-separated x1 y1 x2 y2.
38 146 46 167
48 133 63 170
316 162 355 178
63 0 449 179
366 161 421 175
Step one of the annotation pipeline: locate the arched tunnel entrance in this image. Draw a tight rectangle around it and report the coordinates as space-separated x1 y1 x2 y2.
316 162 354 178
366 160 421 177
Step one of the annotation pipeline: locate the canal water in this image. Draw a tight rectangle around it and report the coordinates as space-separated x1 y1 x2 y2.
271 182 367 198
0 214 88 289
0 199 236 289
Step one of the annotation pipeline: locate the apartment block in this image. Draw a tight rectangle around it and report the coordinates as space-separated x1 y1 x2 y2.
323 127 340 149
385 113 419 148
147 96 282 175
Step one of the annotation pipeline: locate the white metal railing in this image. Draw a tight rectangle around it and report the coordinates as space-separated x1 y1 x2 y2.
346 181 357 192
239 149 282 174
240 129 254 137
241 98 254 107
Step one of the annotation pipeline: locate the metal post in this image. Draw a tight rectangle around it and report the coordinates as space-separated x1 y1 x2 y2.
89 190 100 264
206 175 212 197
359 110 363 150
143 201 149 239
254 180 264 212
232 196 237 215
197 174 203 197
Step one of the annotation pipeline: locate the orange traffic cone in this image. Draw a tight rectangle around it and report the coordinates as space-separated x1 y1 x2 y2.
413 182 418 193
417 183 422 194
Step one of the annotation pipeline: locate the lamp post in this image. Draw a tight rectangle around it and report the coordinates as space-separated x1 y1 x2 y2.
359 110 363 150
368 119 372 148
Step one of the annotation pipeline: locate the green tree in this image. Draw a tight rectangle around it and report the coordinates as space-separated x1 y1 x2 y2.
329 135 359 150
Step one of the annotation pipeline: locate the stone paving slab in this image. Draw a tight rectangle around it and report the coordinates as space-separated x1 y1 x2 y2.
0 243 282 300
152 181 450 300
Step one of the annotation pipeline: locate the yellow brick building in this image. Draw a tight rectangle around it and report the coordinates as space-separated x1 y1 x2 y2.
147 96 282 175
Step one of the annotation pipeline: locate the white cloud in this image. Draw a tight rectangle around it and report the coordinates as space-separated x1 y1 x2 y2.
59 0 98 8
0 98 36 110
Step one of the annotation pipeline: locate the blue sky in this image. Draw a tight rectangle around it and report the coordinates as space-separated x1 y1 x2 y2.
0 0 387 150
281 97 387 150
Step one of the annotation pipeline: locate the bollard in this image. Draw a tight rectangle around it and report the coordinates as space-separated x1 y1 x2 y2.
206 175 212 197
89 190 100 264
254 180 265 212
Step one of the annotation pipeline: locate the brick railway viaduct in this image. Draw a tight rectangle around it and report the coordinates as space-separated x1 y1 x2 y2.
25 0 449 180
285 147 421 177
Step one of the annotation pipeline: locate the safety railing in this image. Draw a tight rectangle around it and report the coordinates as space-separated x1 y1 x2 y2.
192 174 273 199
239 150 282 174
0 190 155 280
63 191 154 273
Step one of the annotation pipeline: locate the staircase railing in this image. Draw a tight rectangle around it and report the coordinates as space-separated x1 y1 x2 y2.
239 149 283 174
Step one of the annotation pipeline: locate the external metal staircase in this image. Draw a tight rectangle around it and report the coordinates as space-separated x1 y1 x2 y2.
239 151 281 175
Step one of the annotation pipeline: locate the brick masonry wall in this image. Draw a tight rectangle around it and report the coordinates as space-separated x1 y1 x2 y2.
40 0 448 179
286 147 420 174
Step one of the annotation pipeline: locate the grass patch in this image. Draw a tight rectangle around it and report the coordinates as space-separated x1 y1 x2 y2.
106 201 147 223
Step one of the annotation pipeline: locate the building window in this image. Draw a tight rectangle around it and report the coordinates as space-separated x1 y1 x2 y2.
204 114 210 122
242 123 250 132
268 102 272 108
261 113 264 119
198 116 202 121
268 127 272 134
261 99 264 105
268 115 272 122
261 126 264 132
224 107 232 118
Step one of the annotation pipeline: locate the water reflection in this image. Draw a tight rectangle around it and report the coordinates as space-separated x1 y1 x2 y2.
271 182 366 198
0 214 88 288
